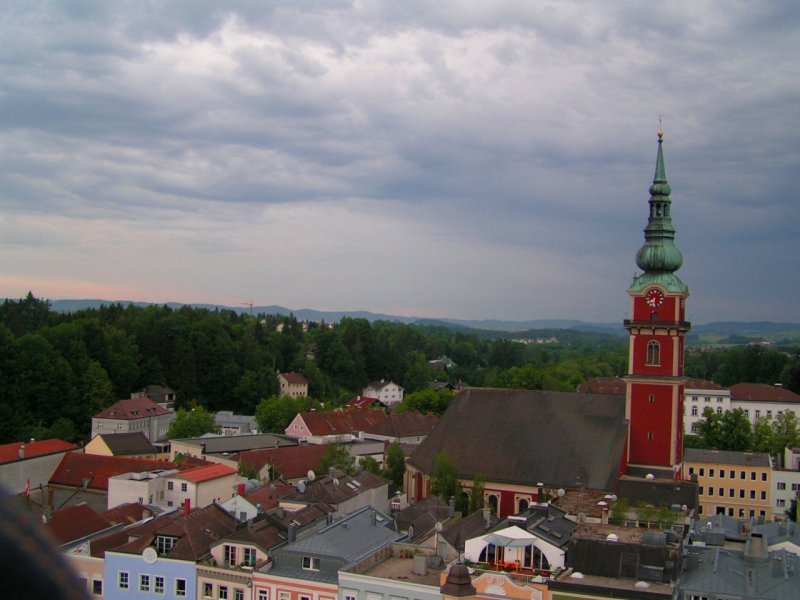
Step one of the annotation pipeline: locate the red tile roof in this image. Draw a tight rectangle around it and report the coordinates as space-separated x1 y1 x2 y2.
44 503 112 545
280 372 309 385
576 377 626 395
294 408 387 437
731 383 800 403
100 502 153 525
685 378 727 390
236 445 329 479
244 482 295 511
0 439 78 465
177 463 237 483
347 396 380 409
49 453 176 491
94 397 170 420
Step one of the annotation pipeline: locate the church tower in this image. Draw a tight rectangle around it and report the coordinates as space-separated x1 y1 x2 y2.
624 129 690 477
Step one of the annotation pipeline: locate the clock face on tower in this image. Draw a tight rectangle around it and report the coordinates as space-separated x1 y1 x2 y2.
645 288 665 308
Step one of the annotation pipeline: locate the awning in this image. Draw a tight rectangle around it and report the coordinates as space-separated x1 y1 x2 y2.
484 533 535 548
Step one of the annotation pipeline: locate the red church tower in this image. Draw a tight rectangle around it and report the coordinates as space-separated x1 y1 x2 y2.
624 129 690 477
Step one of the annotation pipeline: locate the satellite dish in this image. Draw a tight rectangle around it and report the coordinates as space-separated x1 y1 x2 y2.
645 473 655 480
557 489 566 497
307 470 316 481
435 521 443 532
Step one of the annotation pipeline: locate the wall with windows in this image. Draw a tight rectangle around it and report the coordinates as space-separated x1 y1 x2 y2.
683 458 772 520
196 565 252 600
104 551 194 600
251 573 337 600
683 388 731 435
771 469 800 520
338 570 442 600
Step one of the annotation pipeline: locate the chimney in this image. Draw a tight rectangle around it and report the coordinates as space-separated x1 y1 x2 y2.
288 524 297 543
371 511 377 526
256 503 263 515
237 483 246 496
18 444 25 460
183 498 191 516
449 496 455 518
483 507 491 528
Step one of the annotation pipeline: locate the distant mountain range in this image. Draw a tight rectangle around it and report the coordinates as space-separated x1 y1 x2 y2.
46 299 800 339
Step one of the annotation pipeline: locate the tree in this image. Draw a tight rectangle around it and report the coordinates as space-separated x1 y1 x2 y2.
359 456 381 475
468 475 486 513
430 451 460 503
168 406 219 439
771 411 800 466
254 395 322 433
719 408 752 451
695 407 723 448
397 389 454 416
318 439 355 476
752 417 773 453
384 442 406 490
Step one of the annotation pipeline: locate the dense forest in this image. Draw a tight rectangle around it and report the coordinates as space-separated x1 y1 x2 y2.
0 293 798 445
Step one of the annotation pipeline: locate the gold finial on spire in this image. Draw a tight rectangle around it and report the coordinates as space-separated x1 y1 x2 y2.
658 116 664 141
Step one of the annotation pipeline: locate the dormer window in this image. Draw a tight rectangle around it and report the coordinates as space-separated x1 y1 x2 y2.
155 535 177 555
302 556 320 571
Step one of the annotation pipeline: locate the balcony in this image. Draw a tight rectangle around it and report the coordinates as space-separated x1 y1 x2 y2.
624 319 691 332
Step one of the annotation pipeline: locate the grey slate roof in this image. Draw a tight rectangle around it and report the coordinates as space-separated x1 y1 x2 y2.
684 448 772 467
266 506 405 583
94 432 156 455
680 547 800 600
407 388 628 491
174 433 298 455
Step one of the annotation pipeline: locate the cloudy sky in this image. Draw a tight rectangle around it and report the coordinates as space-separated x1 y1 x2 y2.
1 2 798 324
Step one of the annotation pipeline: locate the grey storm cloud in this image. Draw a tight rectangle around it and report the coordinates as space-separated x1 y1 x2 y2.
0 1 798 322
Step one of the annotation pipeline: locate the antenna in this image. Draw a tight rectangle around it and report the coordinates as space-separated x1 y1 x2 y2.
243 301 254 315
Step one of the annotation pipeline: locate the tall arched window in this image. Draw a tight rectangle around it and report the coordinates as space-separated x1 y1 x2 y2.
646 340 660 365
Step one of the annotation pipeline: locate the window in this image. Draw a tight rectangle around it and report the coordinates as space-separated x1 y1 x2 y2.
176 579 187 597
204 582 213 598
755 410 761 419
745 410 750 417
140 574 151 592
729 489 734 497
793 483 800 492
224 545 237 567
118 572 129 590
280 593 291 600
155 576 165 595
704 397 711 403
691 406 698 416
700 468 705 476
181 482 188 492
156 535 177 555
646 340 660 365
778 482 787 490
720 470 725 479
302 556 320 571
699 486 704 495
710 469 715 477
235 590 245 600
739 509 745 518
219 586 228 600
649 394 655 404
647 432 654 440
243 547 256 566
762 473 768 481
343 592 357 600
750 510 755 518
751 472 756 481
740 489 745 498
716 407 723 414
709 487 714 496
92 580 103 596
299 596 311 600
761 491 767 500
691 423 697 432
258 592 270 600
688 467 695 475
750 490 756 499
730 470 735 478
717 397 724 403
167 481 174 490
718 487 724 496
741 471 746 480
778 499 787 507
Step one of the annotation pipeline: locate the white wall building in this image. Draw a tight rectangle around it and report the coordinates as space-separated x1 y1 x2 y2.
362 380 404 406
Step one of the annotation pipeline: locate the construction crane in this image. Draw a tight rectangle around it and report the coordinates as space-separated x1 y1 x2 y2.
243 301 254 315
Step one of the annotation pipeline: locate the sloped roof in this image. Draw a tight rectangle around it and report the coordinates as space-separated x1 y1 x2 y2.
94 397 170 420
177 463 237 483
685 378 727 391
576 377 626 395
280 372 309 385
281 470 389 506
0 439 78 465
100 502 153 526
92 432 156 455
245 482 295 512
296 409 386 436
365 380 402 391
407 388 628 491
215 515 286 554
109 503 237 561
731 383 800 403
371 412 439 438
236 445 328 479
441 508 498 551
347 396 380 409
44 503 112 545
50 453 177 491
395 496 450 539
684 448 771 467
